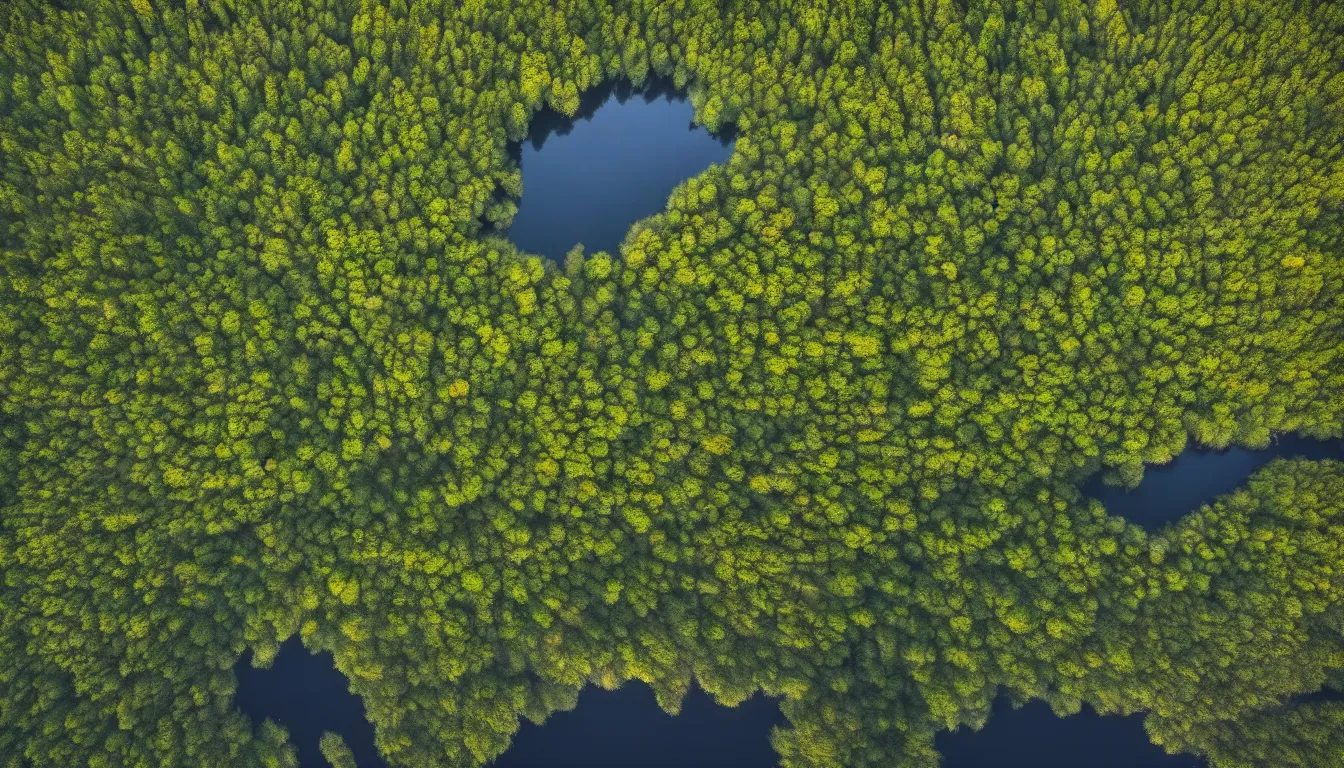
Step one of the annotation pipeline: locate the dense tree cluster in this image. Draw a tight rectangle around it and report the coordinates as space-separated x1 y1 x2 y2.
2 0 1343 766
321 733 359 768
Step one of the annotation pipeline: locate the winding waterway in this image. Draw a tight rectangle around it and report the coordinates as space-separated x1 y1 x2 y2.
1083 434 1344 529
232 643 1205 768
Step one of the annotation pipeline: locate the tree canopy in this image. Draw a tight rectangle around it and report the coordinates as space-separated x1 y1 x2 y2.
1 0 1343 766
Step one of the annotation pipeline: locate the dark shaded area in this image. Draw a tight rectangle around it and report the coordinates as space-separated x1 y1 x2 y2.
1083 435 1344 529
488 681 784 768
235 639 386 768
517 77 737 154
937 697 1203 768
1294 688 1344 705
503 76 736 263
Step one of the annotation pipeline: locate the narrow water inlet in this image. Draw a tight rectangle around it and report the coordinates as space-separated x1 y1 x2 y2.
1082 434 1344 530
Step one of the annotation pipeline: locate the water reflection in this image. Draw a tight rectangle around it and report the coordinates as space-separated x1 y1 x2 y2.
503 77 736 263
488 681 784 768
234 639 385 768
1083 434 1344 530
936 697 1202 768
518 77 737 154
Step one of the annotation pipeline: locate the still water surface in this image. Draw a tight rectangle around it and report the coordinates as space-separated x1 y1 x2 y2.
504 77 735 263
937 697 1201 768
233 640 1207 768
235 641 385 768
490 682 783 767
1083 434 1344 529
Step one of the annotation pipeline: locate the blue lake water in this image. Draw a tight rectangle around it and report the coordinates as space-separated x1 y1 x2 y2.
1082 434 1344 529
936 698 1202 768
503 78 735 263
234 641 386 768
489 682 784 768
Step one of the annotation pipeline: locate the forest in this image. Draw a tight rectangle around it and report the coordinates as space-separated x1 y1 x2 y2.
1 0 1343 766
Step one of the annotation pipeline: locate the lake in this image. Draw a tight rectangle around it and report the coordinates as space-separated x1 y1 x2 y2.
503 77 735 263
234 640 386 768
493 686 1201 768
1082 434 1344 529
489 682 783 768
936 697 1202 768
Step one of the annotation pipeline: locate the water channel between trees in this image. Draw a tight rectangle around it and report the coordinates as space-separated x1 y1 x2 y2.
233 84 1343 767
1082 434 1344 529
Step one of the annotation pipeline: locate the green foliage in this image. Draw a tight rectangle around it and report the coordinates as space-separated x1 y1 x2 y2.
1 0 1343 766
320 732 358 768
1174 700 1344 768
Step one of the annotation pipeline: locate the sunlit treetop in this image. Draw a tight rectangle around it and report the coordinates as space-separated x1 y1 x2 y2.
1 0 1343 766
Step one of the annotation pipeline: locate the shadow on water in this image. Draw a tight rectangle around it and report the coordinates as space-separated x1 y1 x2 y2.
513 77 738 155
488 681 784 768
497 75 736 263
234 639 386 768
936 697 1203 768
1293 687 1344 706
1082 434 1344 530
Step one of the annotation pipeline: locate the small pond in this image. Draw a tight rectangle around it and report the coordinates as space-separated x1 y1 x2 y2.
489 681 783 768
503 77 735 263
234 639 385 768
936 697 1202 768
1082 434 1344 529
